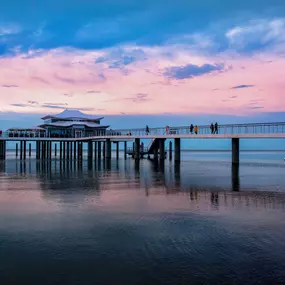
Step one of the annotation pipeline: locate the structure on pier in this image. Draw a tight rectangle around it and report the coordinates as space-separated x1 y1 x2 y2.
39 109 109 138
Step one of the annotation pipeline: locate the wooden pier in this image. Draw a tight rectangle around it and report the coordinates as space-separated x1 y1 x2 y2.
0 121 285 165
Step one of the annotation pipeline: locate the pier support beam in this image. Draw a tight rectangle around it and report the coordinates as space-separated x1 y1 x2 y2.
94 142 97 162
67 142 70 160
23 141 26 160
63 142 66 160
124 141 127 159
0 141 3 160
20 141 23 160
36 142 39 159
169 141 172 160
159 139 165 160
98 142 101 160
232 138 240 165
106 139 111 160
174 138 181 163
103 142 106 158
134 138 140 160
16 143 19 158
153 144 158 160
60 142 63 160
55 143 57 157
73 142 76 160
29 143 32 157
88 141 93 160
116 142 119 159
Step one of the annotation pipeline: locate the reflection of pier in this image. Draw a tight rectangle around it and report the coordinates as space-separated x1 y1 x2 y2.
1 158 284 212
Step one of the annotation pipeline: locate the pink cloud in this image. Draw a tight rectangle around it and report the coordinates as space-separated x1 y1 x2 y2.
0 47 284 115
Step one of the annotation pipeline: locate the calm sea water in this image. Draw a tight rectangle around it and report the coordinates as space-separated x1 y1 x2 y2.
1 151 285 284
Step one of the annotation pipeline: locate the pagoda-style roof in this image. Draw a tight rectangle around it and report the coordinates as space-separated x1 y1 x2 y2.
38 121 109 129
41 109 104 121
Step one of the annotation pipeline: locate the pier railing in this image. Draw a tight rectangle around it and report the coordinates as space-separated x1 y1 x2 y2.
104 122 285 137
1 122 285 139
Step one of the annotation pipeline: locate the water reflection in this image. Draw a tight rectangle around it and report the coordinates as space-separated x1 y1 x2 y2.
0 158 285 212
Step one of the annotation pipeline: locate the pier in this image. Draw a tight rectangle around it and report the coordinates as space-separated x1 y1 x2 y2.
0 122 285 165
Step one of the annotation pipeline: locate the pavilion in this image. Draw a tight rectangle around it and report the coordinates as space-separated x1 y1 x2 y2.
38 109 110 138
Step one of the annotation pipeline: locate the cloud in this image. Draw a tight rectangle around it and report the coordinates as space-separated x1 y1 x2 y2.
164 63 225 80
86 90 101 94
231 85 255 89
2 84 18 88
31 76 50 85
95 48 147 69
124 93 149 103
0 24 20 36
225 18 285 52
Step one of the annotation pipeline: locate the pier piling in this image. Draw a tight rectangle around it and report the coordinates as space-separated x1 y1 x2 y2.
124 141 127 159
135 138 140 160
174 138 181 163
232 138 240 164
106 139 111 160
116 142 119 159
29 143 31 157
169 141 172 160
159 139 165 160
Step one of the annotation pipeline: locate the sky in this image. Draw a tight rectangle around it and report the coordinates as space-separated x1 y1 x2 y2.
0 0 285 130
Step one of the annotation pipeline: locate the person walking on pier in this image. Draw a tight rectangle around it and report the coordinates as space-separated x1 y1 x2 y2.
214 122 218 134
166 125 169 134
210 123 214 134
146 125 150 135
194 125 198 134
190 124 194 134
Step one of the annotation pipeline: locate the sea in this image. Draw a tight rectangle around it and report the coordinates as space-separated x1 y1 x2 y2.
1 150 285 285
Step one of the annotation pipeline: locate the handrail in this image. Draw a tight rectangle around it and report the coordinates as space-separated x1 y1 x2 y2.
1 121 285 139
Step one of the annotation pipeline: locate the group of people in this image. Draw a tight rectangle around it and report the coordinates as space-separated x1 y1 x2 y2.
145 122 219 135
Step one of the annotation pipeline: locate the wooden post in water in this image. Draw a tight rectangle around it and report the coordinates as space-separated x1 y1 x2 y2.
23 141 27 160
174 138 181 163
20 141 23 160
55 143 57 157
70 142 73 160
73 141 76 160
67 142 70 160
16 143 18 158
94 141 97 162
103 141 106 158
116 142 119 159
63 142 66 160
88 140 93 160
124 141 127 159
106 139 111 160
134 138 140 160
159 139 165 160
60 142 62 160
232 138 240 165
132 142 135 159
98 142 101 160
0 141 3 160
169 141 172 160
153 144 158 160
29 143 32 157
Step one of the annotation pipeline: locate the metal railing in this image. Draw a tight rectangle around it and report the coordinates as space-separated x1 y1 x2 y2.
97 122 285 137
1 122 285 139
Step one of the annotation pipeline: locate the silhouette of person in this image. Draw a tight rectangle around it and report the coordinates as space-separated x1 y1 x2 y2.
210 123 214 134
146 125 149 135
214 122 218 134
